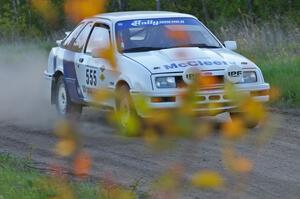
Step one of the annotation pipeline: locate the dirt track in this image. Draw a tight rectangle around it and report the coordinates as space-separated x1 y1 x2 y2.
1 45 300 199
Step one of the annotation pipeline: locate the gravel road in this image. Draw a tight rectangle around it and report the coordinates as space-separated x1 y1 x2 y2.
0 45 300 199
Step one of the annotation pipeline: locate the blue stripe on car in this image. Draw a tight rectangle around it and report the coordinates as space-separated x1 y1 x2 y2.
63 50 84 103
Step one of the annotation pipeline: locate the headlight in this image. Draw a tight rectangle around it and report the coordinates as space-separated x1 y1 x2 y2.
242 71 257 83
155 76 176 88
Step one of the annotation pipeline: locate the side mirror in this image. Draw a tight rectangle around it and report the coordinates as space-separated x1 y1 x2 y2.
91 48 102 58
56 40 62 46
224 41 237 50
65 31 71 36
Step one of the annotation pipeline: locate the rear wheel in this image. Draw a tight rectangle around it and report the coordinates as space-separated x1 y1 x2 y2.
230 112 259 129
55 76 82 119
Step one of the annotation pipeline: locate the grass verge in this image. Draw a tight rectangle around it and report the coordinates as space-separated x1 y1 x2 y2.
0 154 99 199
243 53 300 107
259 57 300 107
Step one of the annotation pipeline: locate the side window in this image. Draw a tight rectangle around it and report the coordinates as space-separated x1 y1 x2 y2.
85 25 110 54
62 23 85 49
71 23 93 52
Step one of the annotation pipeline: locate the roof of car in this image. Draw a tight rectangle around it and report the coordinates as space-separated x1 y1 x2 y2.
94 11 196 22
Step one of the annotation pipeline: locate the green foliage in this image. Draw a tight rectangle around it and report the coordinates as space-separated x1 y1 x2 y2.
0 0 299 41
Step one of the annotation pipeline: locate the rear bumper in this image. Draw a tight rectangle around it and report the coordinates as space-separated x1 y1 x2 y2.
132 83 270 117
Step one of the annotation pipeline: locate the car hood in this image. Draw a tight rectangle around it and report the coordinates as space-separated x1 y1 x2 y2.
123 47 256 74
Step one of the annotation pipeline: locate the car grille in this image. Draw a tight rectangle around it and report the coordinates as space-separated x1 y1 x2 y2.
176 75 225 89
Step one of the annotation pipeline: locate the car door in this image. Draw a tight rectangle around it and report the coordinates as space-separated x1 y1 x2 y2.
60 22 89 103
70 22 94 101
83 23 115 104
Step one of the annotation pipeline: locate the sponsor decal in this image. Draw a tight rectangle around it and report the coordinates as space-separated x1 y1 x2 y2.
225 65 243 83
116 17 200 31
131 19 185 27
182 67 201 85
163 60 236 70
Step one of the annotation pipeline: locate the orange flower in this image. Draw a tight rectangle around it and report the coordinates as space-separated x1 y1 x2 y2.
73 152 92 177
232 157 253 173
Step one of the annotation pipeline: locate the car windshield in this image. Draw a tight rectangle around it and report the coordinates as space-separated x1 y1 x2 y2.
115 17 221 53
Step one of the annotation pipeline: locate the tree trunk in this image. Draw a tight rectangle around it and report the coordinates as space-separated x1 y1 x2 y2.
201 0 209 23
11 0 18 22
246 0 254 17
156 0 161 11
119 0 127 11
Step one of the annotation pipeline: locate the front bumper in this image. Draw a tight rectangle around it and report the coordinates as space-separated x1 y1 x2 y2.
132 83 270 117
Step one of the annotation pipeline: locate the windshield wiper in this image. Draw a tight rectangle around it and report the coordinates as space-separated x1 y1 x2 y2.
122 47 163 53
172 43 221 49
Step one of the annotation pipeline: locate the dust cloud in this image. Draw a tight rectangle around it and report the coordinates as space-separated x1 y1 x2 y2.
0 43 58 128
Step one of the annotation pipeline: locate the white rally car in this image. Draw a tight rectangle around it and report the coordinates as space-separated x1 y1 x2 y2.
44 11 270 127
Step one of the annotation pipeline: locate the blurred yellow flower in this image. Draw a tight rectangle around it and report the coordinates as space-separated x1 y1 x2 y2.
191 170 224 189
98 46 117 69
222 118 246 140
269 87 281 102
55 139 76 157
241 99 266 124
91 89 113 103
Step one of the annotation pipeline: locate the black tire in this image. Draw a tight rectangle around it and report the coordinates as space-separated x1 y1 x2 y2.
115 84 141 133
55 76 82 119
230 112 259 129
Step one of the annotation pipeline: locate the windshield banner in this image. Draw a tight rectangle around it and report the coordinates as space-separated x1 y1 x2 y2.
116 17 200 31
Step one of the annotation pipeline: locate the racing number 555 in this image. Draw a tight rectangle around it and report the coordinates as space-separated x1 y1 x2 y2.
86 68 97 86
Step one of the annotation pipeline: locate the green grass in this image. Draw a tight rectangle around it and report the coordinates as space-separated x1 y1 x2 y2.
261 57 300 107
0 154 99 199
250 54 300 107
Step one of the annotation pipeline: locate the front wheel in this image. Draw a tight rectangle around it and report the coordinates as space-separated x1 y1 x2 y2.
230 112 259 129
55 76 82 119
115 84 141 135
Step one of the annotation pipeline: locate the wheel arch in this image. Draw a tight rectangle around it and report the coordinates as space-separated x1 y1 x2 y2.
115 80 130 90
51 70 64 104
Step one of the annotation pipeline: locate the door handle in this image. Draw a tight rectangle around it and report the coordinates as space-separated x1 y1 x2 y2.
79 58 84 63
